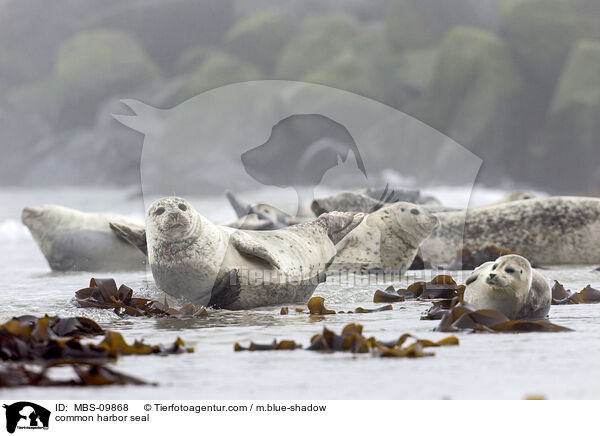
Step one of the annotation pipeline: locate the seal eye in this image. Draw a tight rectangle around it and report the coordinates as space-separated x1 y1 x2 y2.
178 203 187 211
505 267 515 274
410 209 420 215
492 264 498 270
154 207 165 216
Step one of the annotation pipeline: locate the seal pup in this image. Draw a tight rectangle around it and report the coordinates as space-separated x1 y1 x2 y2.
464 255 551 320
421 196 600 265
110 197 363 310
328 202 440 273
22 205 146 271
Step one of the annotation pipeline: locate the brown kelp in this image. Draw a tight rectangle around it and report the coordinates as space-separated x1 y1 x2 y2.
429 298 572 333
75 278 208 318
551 281 600 304
0 314 193 387
235 323 459 358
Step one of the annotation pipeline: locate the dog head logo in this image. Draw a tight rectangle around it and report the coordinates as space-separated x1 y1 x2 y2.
113 80 480 213
3 402 50 433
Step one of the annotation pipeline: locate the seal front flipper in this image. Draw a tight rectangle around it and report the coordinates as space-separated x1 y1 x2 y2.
230 232 281 269
109 221 147 255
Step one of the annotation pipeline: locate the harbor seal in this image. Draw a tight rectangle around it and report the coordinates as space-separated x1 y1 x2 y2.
328 202 440 273
22 205 146 271
422 196 600 265
224 190 310 230
463 255 551 320
311 189 442 215
110 196 363 310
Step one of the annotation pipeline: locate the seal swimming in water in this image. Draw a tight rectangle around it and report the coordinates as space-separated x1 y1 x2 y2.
110 196 363 309
328 202 440 273
22 205 146 272
421 196 600 265
463 254 551 320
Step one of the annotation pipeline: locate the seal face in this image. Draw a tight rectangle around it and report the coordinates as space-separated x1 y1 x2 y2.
329 202 440 273
464 254 551 319
134 196 364 309
22 205 145 272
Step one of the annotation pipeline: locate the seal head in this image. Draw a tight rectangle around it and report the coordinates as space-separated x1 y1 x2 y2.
464 254 533 319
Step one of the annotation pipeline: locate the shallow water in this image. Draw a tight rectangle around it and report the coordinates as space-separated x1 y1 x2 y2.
1 187 599 400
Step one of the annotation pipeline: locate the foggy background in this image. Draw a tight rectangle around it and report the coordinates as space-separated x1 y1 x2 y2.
0 0 598 194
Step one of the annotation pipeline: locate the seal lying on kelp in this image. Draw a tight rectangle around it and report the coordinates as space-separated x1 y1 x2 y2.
464 254 551 320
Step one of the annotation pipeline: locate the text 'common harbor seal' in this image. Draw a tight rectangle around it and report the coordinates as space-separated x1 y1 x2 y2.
110 197 363 310
22 205 146 272
464 255 551 320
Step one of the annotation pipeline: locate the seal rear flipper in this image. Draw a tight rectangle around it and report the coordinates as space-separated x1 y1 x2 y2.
225 190 252 218
109 222 148 256
208 270 241 309
230 232 282 269
319 211 365 245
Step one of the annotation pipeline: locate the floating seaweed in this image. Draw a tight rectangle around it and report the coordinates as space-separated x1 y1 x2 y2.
235 323 459 359
75 278 208 318
353 305 393 313
551 281 600 305
234 340 302 351
0 361 153 387
0 314 193 387
432 298 572 333
381 276 463 301
0 314 193 362
307 296 394 316
408 254 432 270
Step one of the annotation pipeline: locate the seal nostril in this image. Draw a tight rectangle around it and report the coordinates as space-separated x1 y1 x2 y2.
489 273 496 279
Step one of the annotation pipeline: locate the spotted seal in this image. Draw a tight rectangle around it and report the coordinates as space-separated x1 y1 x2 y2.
110 197 363 309
422 196 600 265
464 254 551 320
